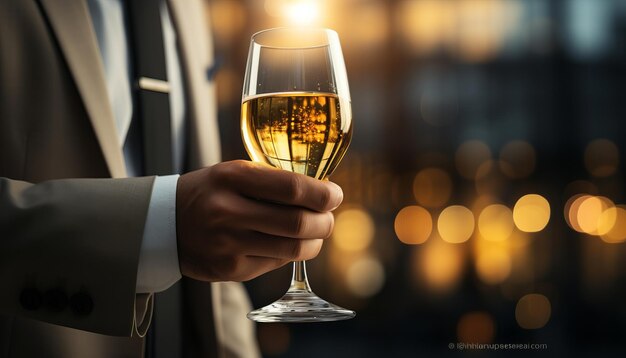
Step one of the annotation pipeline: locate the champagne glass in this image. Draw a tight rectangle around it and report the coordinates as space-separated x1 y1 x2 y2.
241 27 354 322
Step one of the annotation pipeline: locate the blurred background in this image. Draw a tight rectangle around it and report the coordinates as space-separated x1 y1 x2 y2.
204 0 626 356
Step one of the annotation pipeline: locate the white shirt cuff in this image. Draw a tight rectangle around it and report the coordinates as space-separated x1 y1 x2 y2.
136 174 182 293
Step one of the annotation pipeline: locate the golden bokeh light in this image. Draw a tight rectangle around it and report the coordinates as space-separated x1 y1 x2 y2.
333 208 375 251
210 0 246 43
345 2 389 49
457 311 496 344
478 204 514 241
515 294 551 329
513 194 551 233
596 206 618 236
576 196 615 235
416 238 464 292
584 139 620 177
413 168 453 208
394 206 433 245
600 206 626 243
396 0 455 55
507 230 532 249
577 196 603 233
455 0 521 62
438 205 475 243
565 194 590 232
346 255 386 298
455 140 492 180
499 140 536 179
396 0 521 61
475 245 512 284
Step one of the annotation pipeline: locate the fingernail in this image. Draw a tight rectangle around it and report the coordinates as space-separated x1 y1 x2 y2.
329 182 343 210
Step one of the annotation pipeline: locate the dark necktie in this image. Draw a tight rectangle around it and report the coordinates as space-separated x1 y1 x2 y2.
127 0 172 176
126 1 181 358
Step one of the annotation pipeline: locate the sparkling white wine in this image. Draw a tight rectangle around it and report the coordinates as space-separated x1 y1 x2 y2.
241 92 352 179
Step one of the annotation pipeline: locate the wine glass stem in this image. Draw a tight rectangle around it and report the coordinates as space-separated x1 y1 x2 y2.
289 261 312 293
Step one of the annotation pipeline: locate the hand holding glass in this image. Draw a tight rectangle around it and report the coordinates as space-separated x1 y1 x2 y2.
241 28 354 322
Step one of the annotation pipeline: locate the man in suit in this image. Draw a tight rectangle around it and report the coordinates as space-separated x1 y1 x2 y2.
0 0 343 357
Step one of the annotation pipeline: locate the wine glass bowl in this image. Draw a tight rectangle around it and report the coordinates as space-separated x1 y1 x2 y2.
241 27 355 322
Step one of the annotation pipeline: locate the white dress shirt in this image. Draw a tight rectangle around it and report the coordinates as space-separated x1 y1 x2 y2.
87 0 184 293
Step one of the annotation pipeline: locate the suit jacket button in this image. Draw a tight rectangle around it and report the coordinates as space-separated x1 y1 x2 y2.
20 288 42 310
70 292 93 316
44 289 68 312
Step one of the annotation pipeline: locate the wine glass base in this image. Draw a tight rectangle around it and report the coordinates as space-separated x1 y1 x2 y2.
247 290 355 323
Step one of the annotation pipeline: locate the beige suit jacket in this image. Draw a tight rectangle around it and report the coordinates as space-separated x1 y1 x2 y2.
0 0 259 357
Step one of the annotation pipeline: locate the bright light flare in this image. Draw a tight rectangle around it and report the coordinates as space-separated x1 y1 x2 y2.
284 0 320 26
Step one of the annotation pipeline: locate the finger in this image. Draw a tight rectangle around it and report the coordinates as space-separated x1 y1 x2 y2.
235 256 291 281
226 161 343 212
229 194 335 239
236 230 324 261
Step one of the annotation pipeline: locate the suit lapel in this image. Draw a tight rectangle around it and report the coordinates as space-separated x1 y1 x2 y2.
39 0 126 178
